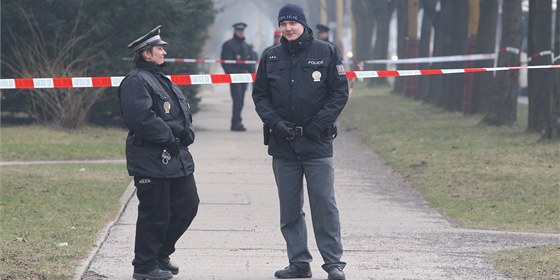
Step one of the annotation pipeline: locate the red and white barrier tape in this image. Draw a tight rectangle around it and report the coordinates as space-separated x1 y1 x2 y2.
122 57 257 64
527 50 553 63
1 65 558 89
362 53 496 65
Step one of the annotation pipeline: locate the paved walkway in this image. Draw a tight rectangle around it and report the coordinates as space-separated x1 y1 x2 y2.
80 85 558 280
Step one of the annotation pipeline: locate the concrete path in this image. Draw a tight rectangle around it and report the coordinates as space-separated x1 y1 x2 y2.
80 85 558 280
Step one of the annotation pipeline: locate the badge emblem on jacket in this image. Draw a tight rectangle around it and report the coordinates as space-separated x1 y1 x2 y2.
163 101 171 113
312 71 322 82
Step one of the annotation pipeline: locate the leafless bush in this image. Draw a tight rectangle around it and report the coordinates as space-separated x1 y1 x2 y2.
3 1 105 129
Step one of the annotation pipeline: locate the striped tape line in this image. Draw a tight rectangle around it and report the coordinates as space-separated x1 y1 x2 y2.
1 65 558 89
362 53 496 65
527 50 553 63
122 57 257 64
135 47 525 66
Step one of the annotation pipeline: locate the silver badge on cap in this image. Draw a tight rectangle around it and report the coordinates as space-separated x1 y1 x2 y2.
163 101 171 113
312 71 322 82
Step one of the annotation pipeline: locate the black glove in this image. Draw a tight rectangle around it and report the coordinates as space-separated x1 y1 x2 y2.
165 138 181 156
304 121 323 140
180 128 195 147
273 120 296 141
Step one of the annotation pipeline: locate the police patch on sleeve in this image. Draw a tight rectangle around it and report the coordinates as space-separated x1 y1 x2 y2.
336 64 346 76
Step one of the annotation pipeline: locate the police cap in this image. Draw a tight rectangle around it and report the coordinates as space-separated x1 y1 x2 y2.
316 24 330 33
232 22 247 30
127 25 168 52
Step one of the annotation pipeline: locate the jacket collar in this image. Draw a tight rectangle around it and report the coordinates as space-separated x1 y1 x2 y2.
281 27 314 54
233 33 246 42
135 60 166 74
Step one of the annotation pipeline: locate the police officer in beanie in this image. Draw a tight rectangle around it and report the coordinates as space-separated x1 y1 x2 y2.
221 22 254 131
119 25 200 280
252 3 348 280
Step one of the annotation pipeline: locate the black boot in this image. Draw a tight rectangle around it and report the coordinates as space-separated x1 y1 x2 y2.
327 267 345 280
274 265 312 278
158 258 179 275
132 268 173 280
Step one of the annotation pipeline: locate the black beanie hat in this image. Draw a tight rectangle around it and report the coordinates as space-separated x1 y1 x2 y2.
278 3 307 27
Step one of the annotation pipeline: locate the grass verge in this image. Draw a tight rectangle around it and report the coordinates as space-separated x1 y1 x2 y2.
0 126 130 279
1 125 127 161
340 84 560 279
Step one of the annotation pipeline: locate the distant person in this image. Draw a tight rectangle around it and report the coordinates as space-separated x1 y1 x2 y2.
252 3 349 280
248 44 258 71
316 23 330 42
119 25 199 280
261 29 282 58
220 22 253 132
316 23 343 61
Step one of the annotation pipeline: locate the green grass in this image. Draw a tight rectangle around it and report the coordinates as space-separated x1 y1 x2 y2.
491 244 560 280
340 84 560 279
0 126 130 279
0 125 127 161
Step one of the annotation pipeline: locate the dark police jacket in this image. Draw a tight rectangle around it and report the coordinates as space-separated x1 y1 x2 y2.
252 29 349 160
118 61 195 178
221 34 255 73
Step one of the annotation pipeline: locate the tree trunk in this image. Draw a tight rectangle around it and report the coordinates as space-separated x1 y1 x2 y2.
369 0 392 87
471 0 498 114
482 0 522 126
440 0 469 112
527 0 553 132
543 3 560 139
392 0 408 94
404 0 420 97
422 0 445 104
351 0 375 67
416 0 434 101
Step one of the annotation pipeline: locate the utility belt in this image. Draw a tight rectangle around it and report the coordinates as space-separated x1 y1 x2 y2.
287 124 305 136
287 123 338 138
263 122 338 145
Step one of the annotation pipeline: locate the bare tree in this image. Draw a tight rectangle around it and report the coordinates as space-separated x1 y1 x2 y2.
369 0 396 87
527 0 553 132
3 2 105 129
543 1 560 139
351 0 376 67
470 0 499 114
416 0 434 101
482 0 523 126
392 0 408 94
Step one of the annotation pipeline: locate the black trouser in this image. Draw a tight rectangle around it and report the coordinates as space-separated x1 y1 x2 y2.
230 83 247 128
132 175 199 273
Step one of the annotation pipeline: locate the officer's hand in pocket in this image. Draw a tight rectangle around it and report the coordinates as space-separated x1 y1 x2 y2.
165 138 181 156
273 120 295 141
304 121 322 140
180 128 195 147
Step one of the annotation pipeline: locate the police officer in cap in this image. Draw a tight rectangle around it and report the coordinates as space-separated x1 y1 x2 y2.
119 25 200 280
316 23 330 42
220 22 254 131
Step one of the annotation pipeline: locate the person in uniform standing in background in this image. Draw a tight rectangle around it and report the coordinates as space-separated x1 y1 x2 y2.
316 24 330 42
252 3 348 280
119 25 200 280
261 29 283 58
220 22 253 132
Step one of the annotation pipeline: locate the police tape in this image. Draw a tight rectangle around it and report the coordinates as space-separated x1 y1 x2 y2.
125 47 522 66
527 50 553 63
122 57 257 64
360 47 525 65
361 53 496 65
1 64 558 89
